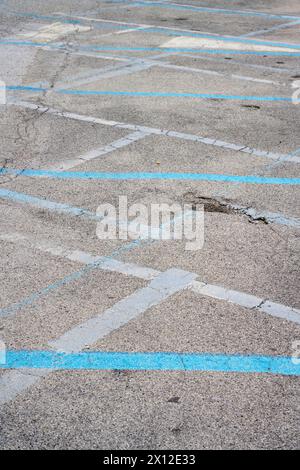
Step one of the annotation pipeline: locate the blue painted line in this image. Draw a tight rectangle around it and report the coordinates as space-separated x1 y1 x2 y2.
8 10 131 31
1 350 299 376
1 168 299 185
0 235 144 318
4 85 293 103
75 46 300 58
129 2 300 21
8 9 300 50
289 147 300 156
2 39 300 57
0 188 100 220
141 27 300 50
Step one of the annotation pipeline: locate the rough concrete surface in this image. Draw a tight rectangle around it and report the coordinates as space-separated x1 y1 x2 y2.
0 0 299 450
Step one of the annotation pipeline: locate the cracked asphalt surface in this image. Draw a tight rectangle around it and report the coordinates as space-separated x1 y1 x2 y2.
0 0 300 450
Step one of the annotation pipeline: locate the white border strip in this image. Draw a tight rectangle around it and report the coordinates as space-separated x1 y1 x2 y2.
0 268 196 405
9 100 300 164
48 130 150 171
2 232 299 325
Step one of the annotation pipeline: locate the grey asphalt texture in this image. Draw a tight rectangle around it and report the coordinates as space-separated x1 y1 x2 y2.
0 0 299 450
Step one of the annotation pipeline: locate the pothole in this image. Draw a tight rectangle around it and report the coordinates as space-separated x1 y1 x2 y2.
183 192 269 224
184 193 234 215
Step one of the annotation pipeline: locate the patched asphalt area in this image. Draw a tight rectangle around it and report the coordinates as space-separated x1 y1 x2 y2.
0 0 299 450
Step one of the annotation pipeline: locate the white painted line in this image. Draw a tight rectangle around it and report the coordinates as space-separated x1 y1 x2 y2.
2 232 300 325
191 281 300 325
48 131 150 171
116 26 153 35
0 369 50 407
161 36 298 53
259 301 300 324
9 100 300 164
58 13 300 43
191 281 262 309
155 61 284 86
0 269 196 405
0 232 160 281
58 62 154 90
242 20 300 38
228 204 300 229
179 53 295 74
0 188 100 221
50 268 196 352
18 22 91 42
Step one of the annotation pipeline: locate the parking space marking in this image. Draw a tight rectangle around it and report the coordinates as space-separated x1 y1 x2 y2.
1 350 299 376
7 9 300 50
2 39 300 56
1 188 299 230
2 232 300 325
0 188 100 220
0 269 196 405
0 232 160 282
48 131 150 171
154 62 285 86
44 51 287 88
242 20 300 38
191 281 300 325
2 168 299 185
178 54 296 74
161 36 298 53
49 268 197 352
56 62 154 90
0 208 193 317
128 1 300 21
17 22 91 42
0 235 151 318
6 84 294 102
10 100 300 164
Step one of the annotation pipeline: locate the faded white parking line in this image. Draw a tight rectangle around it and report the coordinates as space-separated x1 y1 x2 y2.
242 20 300 38
58 62 155 90
10 100 300 164
0 232 160 281
191 281 300 325
18 22 91 42
155 61 284 86
161 36 298 53
50 268 196 352
2 232 299 325
0 268 195 405
48 130 150 171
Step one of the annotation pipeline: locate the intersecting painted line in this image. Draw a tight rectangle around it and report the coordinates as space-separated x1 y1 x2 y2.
54 55 286 87
9 10 300 49
0 235 148 318
48 131 150 171
1 350 299 376
178 54 296 74
0 188 100 220
0 189 182 238
0 268 196 405
155 61 285 86
10 100 300 164
1 188 299 230
0 204 193 318
5 85 294 103
0 232 160 282
242 20 300 38
56 62 155 90
1 232 299 325
127 1 300 21
2 40 300 57
1 168 299 185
